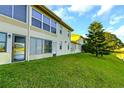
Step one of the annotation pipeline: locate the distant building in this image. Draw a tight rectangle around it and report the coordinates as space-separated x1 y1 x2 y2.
71 34 84 53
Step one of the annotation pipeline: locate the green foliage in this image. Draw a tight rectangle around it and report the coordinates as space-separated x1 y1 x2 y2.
0 53 124 88
83 21 123 56
103 32 123 50
86 21 106 56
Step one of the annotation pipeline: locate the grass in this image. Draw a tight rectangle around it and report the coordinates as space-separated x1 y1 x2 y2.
115 48 124 60
0 53 124 88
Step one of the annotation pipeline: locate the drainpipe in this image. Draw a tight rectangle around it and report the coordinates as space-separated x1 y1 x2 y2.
27 5 31 62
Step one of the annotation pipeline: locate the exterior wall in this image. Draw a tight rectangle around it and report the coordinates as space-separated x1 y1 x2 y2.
70 37 84 54
29 26 57 60
56 24 71 56
0 14 28 65
71 43 81 53
29 6 71 60
0 5 73 65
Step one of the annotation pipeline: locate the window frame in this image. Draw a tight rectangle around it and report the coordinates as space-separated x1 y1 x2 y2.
0 5 27 23
59 41 62 50
30 37 43 55
68 32 70 37
0 5 12 17
32 8 42 29
32 17 42 29
13 5 27 23
51 19 56 34
43 15 50 32
43 15 50 25
60 25 63 34
0 32 7 52
68 43 70 50
44 40 52 53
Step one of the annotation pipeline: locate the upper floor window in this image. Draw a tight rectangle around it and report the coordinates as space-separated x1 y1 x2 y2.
0 5 12 17
32 9 42 29
0 5 27 23
68 32 70 37
43 15 50 32
13 5 27 22
51 20 56 34
60 25 62 34
0 32 7 52
32 9 42 20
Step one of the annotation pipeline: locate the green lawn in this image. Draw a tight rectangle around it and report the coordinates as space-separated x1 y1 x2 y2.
0 53 124 88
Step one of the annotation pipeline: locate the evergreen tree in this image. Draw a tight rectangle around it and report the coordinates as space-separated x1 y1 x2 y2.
87 21 105 57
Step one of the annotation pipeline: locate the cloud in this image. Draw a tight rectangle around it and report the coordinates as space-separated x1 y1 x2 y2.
96 5 113 16
106 26 124 42
53 7 74 20
106 27 114 33
68 5 94 16
113 25 124 41
109 15 124 25
82 34 87 38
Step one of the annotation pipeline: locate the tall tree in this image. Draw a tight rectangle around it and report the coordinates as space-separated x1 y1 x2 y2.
87 21 105 57
103 32 124 50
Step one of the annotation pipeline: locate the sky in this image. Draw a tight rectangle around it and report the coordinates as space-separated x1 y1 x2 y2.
46 5 124 43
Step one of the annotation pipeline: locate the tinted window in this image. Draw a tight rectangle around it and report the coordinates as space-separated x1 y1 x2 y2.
15 36 25 43
0 5 12 17
60 25 63 34
51 20 56 34
0 33 7 52
59 41 62 50
32 9 42 21
32 18 42 28
51 27 56 34
44 40 52 53
43 23 50 31
13 5 27 22
51 20 56 28
68 43 69 50
30 38 43 55
0 33 6 42
30 38 36 55
36 39 43 54
43 15 50 25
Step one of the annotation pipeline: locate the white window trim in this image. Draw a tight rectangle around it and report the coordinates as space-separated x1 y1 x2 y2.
32 8 42 29
31 7 57 34
43 15 50 25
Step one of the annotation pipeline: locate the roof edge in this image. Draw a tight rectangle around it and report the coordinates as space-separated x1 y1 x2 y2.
33 5 74 31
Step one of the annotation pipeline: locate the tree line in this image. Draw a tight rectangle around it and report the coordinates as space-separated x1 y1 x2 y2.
83 21 124 57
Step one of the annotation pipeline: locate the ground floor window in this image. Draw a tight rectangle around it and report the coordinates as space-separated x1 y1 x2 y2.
44 40 52 53
0 32 7 52
71 43 76 51
59 41 62 50
30 37 52 55
68 43 70 50
30 37 43 55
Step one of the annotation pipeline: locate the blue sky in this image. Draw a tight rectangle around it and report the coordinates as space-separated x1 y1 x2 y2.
47 5 124 42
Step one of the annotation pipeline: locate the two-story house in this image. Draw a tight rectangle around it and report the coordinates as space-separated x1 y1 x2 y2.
0 5 73 64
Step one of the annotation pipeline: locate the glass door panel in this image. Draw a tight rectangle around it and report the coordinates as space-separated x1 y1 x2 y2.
13 35 25 61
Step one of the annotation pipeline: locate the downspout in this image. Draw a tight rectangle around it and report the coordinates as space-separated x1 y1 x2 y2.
27 5 31 61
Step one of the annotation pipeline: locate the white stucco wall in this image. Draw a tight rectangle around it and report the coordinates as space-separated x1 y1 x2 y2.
0 15 28 64
71 43 81 54
56 24 71 56
0 5 73 64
